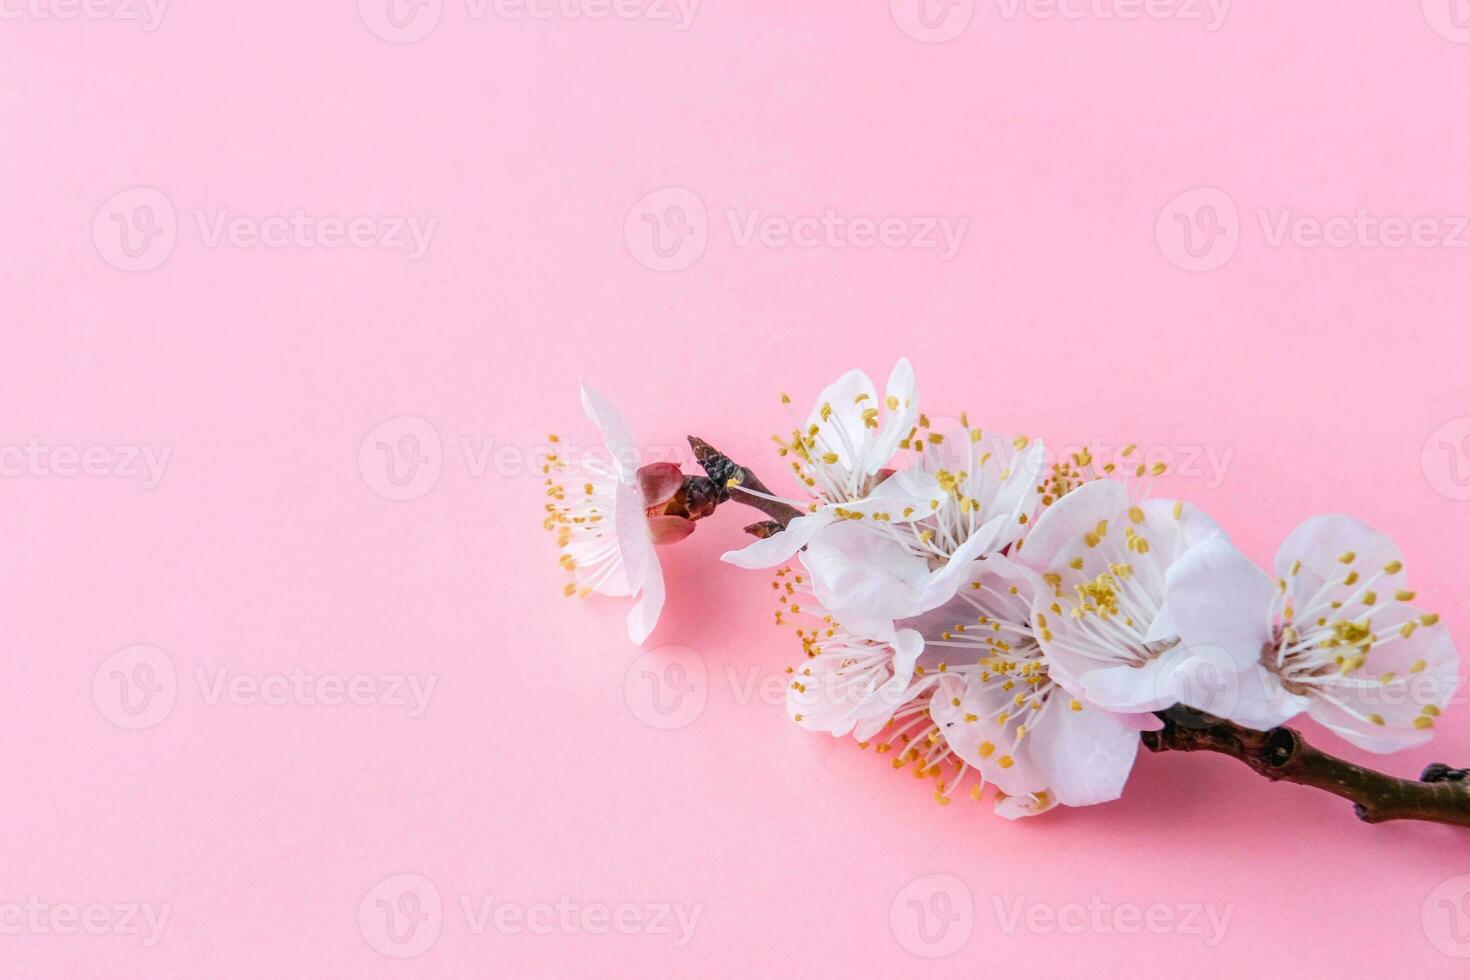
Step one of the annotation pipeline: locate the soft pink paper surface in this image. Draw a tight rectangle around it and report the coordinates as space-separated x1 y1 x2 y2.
5 2 1470 976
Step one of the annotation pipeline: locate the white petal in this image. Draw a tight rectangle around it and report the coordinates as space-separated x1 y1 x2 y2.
1078 654 1185 714
614 481 663 644
803 521 931 628
1163 533 1274 669
579 382 637 480
1026 701 1141 807
1136 498 1224 565
626 552 665 645
868 357 919 471
1224 665 1309 730
914 516 1007 612
613 481 651 592
1307 613 1458 753
994 791 1060 820
1014 479 1130 571
720 510 836 569
1275 514 1404 585
977 435 1045 546
930 674 1049 797
803 368 879 473
789 628 923 738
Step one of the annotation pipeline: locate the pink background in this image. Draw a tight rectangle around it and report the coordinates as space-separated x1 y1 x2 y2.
5 1 1470 976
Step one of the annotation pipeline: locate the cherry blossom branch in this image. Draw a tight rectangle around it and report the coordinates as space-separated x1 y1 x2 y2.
1143 706 1470 828
689 435 1470 830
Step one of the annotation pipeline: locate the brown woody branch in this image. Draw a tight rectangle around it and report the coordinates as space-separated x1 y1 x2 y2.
1144 706 1470 828
691 435 1470 830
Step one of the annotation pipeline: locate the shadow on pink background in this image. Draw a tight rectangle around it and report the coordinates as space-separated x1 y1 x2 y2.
5 1 1470 976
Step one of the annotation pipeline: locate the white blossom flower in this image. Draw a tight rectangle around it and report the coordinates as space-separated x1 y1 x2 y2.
771 566 965 801
888 414 1045 568
722 358 940 570
782 611 925 741
544 384 691 644
1016 478 1231 715
916 554 1153 813
785 429 1045 638
1163 515 1460 751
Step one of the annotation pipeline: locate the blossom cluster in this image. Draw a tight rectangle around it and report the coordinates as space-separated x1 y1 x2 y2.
545 363 1460 818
